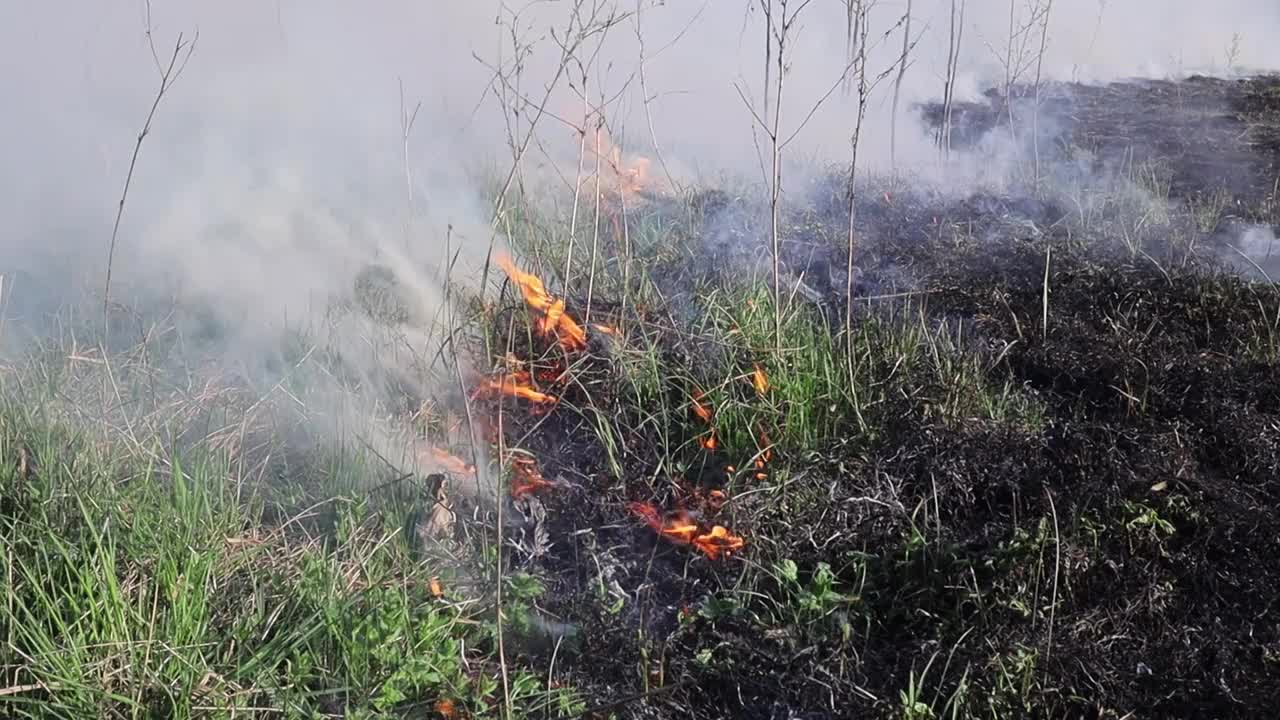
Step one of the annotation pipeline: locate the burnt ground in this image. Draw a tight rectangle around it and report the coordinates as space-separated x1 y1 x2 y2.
479 240 1280 718
920 74 1280 208
444 75 1280 720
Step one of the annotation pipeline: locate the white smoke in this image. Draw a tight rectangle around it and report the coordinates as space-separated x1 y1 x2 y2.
0 0 1276 358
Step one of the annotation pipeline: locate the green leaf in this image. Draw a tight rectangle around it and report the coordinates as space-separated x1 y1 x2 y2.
776 558 799 584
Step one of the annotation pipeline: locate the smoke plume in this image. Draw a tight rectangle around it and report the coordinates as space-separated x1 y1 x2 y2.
1 0 1276 426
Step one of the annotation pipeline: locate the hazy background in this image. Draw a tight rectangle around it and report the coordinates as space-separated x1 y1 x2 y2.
1 0 1277 357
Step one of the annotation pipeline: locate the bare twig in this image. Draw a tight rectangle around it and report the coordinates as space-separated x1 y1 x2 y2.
0 274 8 346
444 222 505 715
1042 243 1051 339
1045 486 1061 663
983 0 1054 153
939 0 968 158
1031 0 1055 187
752 0 816 349
564 81 591 286
399 78 422 253
480 2 629 296
632 0 690 194
586 117 604 323
104 4 197 326
840 1 908 432
0 682 60 698
843 1 871 432
768 0 786 349
890 0 913 172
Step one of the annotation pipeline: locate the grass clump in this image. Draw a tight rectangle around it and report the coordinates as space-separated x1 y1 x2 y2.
0 389 580 719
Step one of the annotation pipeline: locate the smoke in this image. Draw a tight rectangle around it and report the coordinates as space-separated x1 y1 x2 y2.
4 1 1276 285
0 0 1276 449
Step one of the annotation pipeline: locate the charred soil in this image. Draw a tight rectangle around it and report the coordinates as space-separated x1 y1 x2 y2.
474 162 1280 718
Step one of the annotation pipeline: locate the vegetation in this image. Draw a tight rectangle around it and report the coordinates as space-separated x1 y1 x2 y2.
4 69 1280 719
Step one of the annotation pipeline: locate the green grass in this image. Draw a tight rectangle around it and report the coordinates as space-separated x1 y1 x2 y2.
5 149 1277 718
0 385 581 719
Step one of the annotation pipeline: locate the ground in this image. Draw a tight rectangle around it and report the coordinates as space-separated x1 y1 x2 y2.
2 76 1280 719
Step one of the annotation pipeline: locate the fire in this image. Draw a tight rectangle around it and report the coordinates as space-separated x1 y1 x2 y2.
751 364 769 395
693 525 746 559
477 370 557 405
691 392 713 423
510 455 556 498
534 363 565 384
709 489 727 505
627 501 745 560
433 699 458 719
538 298 587 351
689 391 722 451
591 127 653 198
428 447 474 476
692 487 728 512
495 253 587 352
754 427 774 481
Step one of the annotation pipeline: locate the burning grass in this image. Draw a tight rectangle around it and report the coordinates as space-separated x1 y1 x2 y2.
457 154 1279 717
626 502 744 560
6 75 1280 719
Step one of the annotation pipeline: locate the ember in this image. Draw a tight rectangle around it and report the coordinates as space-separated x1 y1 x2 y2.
692 486 729 512
709 489 727 505
510 455 556 498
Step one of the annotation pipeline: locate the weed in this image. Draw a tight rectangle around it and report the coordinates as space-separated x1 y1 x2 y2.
0 393 577 718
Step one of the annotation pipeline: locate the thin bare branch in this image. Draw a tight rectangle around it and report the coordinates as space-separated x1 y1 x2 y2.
104 7 198 327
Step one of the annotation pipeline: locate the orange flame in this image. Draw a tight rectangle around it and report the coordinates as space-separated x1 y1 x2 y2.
428 447 474 476
752 425 773 466
591 128 652 198
510 455 556 498
754 427 774 480
433 699 458 720
694 525 746 559
478 371 557 405
699 432 718 451
751 363 769 395
691 392 713 424
495 253 587 352
627 501 745 559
